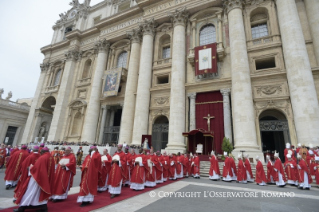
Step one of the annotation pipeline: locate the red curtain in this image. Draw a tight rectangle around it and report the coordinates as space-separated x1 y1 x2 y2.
195 91 224 154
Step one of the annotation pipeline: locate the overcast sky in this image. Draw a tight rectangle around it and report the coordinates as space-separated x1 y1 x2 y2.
0 0 102 102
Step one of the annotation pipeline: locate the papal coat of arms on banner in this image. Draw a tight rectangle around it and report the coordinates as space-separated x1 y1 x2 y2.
194 43 218 76
103 67 122 97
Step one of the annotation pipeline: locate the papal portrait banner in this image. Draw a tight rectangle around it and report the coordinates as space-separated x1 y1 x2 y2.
194 43 217 76
103 67 122 97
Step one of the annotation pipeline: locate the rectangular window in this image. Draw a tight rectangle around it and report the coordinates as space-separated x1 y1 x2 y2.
255 57 276 70
251 24 268 39
157 75 169 84
162 47 170 59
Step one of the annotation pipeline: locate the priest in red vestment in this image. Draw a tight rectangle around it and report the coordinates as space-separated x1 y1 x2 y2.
266 155 275 184
145 149 157 187
14 147 55 212
314 156 319 187
123 146 131 187
98 149 112 192
77 146 101 207
130 148 147 190
284 154 298 186
284 143 297 163
0 143 6 168
39 143 45 153
237 154 247 184
244 154 254 182
273 152 286 187
51 147 76 202
51 147 60 170
183 153 189 177
222 152 233 181
176 152 183 178
229 154 237 181
4 145 29 189
129 149 136 175
161 151 169 181
307 150 316 176
169 154 177 180
14 146 41 202
192 153 200 179
209 151 220 180
155 151 163 183
108 144 125 198
297 154 312 190
255 156 267 186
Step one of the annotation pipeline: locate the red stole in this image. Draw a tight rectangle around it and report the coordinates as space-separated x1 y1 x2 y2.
255 161 267 183
209 155 220 176
145 154 156 182
284 160 298 181
307 155 315 175
237 160 247 181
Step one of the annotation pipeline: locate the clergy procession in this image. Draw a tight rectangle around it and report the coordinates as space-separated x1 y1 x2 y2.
2 143 203 211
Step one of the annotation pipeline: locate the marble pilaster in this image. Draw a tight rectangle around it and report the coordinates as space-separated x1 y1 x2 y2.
188 93 196 131
220 88 232 143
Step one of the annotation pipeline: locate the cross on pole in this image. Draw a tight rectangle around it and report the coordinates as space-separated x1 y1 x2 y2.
203 114 215 131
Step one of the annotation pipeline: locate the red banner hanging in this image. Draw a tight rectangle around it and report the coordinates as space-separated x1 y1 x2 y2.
194 43 217 76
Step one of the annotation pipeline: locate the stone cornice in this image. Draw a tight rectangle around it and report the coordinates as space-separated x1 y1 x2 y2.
139 18 158 37
127 28 142 44
223 0 244 14
168 7 189 28
94 39 110 53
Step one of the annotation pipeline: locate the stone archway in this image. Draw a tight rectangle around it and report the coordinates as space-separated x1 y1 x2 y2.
259 109 290 161
152 115 169 151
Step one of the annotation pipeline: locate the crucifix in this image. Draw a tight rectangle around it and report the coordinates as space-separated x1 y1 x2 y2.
203 114 215 131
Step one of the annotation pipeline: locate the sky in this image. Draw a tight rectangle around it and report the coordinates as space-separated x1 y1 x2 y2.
0 0 102 101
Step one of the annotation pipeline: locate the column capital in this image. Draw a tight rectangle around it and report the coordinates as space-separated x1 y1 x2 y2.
94 39 110 53
40 62 50 72
127 28 142 44
223 0 244 14
187 92 197 99
65 49 81 61
139 18 158 37
168 7 189 27
220 88 231 96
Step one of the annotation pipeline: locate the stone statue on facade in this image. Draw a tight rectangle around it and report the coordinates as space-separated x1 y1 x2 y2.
5 91 12 100
38 123 46 138
0 88 3 99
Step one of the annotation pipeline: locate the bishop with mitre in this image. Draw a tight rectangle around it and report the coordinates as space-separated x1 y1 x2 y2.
209 150 220 180
297 154 312 190
130 149 147 190
266 155 275 184
284 153 298 186
98 149 112 192
255 155 267 186
237 154 247 184
108 144 125 198
244 154 254 182
273 152 286 187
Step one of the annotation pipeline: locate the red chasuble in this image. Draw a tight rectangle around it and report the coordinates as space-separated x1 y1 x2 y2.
125 152 132 178
145 154 156 182
153 155 162 181
183 155 189 175
315 164 319 185
4 149 29 181
274 158 287 182
209 155 220 176
193 156 200 175
284 160 298 182
51 150 60 165
107 151 125 187
0 147 6 167
169 156 176 178
229 157 237 176
189 157 194 175
255 160 267 184
237 160 247 181
298 159 313 184
244 159 254 178
161 155 169 179
98 154 112 188
266 160 276 182
14 153 41 199
131 154 147 184
222 157 232 177
284 148 297 163
176 156 182 175
51 153 76 196
307 155 315 175
79 151 101 196
11 148 19 156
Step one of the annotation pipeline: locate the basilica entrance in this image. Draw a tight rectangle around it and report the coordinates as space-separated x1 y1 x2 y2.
259 109 290 162
152 116 169 151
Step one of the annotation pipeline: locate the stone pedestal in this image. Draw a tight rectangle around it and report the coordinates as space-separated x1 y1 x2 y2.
276 0 319 146
82 39 110 142
220 88 232 143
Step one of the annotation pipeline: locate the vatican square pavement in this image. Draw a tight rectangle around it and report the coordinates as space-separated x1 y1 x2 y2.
0 168 318 212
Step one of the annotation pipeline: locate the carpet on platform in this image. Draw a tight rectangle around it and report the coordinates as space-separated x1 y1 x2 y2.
1 179 181 212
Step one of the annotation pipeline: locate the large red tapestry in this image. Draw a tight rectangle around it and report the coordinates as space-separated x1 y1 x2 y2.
195 91 224 154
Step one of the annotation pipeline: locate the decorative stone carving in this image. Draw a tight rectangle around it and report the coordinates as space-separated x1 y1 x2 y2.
5 91 12 100
65 49 80 61
255 99 292 117
94 39 110 53
38 122 47 138
55 0 91 25
0 88 4 99
245 0 266 6
259 120 289 131
220 88 231 96
154 97 170 106
168 7 189 27
187 93 196 99
223 0 244 14
127 28 142 44
256 85 282 96
151 110 170 120
139 18 158 36
40 62 50 72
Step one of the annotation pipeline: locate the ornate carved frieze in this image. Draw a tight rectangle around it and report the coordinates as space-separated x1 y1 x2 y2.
151 109 170 120
65 49 81 61
153 97 170 106
245 0 266 6
259 120 289 131
255 99 292 117
168 7 189 27
40 62 50 72
256 85 282 96
139 18 158 37
223 0 244 14
127 28 142 44
94 39 110 53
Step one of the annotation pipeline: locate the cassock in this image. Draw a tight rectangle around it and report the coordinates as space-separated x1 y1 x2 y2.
297 159 312 189
222 157 233 181
244 158 254 182
5 148 29 187
15 152 55 211
161 155 169 181
284 160 298 186
98 153 112 192
145 154 156 187
154 154 163 183
183 155 189 177
130 154 147 190
229 157 237 180
192 155 200 178
51 153 76 200
169 156 177 180
209 155 220 180
255 160 267 186
237 159 247 183
14 152 41 200
266 159 276 183
176 155 183 178
274 158 286 187
107 150 125 195
77 151 101 203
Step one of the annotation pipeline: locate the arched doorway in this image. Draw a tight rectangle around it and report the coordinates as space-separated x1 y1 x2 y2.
259 109 290 161
36 96 56 142
152 116 169 151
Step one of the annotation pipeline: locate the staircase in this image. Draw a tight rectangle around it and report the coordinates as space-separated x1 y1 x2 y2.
200 161 258 177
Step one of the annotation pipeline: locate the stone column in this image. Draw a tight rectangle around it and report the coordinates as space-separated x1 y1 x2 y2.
82 39 110 142
119 29 142 144
131 19 157 145
166 8 189 152
217 12 223 49
109 108 115 127
188 93 196 131
48 50 80 141
223 1 260 154
220 88 232 143
98 105 108 144
304 0 319 65
21 63 50 144
276 0 319 146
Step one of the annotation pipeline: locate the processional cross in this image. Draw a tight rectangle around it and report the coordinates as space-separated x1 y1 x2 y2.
203 114 215 131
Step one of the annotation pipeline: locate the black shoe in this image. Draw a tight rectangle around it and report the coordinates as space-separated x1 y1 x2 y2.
13 208 25 212
98 190 103 193
111 194 116 199
6 185 10 190
13 199 16 204
52 199 60 203
80 202 89 207
305 187 310 190
298 186 303 190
